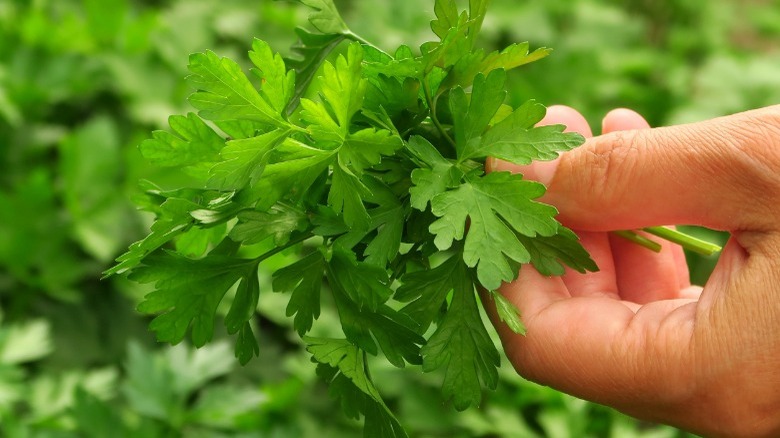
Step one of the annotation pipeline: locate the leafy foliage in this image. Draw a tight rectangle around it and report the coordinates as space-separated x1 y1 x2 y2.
4 0 769 436
106 0 600 434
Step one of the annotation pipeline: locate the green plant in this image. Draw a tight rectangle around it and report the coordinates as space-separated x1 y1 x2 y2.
106 0 717 436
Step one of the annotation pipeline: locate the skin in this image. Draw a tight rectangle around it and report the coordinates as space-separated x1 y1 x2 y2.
485 105 780 437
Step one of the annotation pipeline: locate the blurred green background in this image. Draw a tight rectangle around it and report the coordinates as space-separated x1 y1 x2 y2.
0 0 778 436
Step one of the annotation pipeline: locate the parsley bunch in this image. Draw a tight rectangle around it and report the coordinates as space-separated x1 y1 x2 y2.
107 0 717 435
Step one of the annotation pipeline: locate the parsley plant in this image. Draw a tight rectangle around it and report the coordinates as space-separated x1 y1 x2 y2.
107 0 718 435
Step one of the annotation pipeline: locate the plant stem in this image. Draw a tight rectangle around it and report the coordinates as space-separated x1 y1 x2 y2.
613 230 662 252
423 80 456 148
345 31 389 55
643 226 722 256
251 232 313 265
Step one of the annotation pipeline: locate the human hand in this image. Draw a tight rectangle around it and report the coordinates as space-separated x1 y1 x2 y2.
486 105 780 437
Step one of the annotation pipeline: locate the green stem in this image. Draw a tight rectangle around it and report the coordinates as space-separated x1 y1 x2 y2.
423 80 456 148
643 226 722 256
250 232 313 265
613 230 662 252
345 31 388 55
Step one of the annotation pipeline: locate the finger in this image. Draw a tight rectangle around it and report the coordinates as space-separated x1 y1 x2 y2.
599 109 692 302
498 273 697 410
601 107 650 133
609 231 689 303
538 106 780 232
560 231 619 299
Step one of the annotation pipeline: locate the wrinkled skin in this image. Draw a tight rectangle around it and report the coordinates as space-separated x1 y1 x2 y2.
485 105 780 437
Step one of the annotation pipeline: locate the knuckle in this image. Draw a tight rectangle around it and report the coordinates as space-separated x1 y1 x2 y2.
722 110 780 207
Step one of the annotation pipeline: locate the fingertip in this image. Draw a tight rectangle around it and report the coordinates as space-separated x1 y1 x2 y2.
541 105 594 137
602 108 651 133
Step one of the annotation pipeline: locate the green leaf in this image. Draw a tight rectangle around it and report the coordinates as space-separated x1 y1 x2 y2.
245 138 336 210
301 43 366 140
327 249 393 311
273 251 326 336
479 43 551 73
406 136 464 211
489 290 525 335
131 252 257 352
421 15 471 73
466 0 490 41
516 227 599 276
396 255 459 333
362 45 422 80
329 161 371 230
59 117 129 263
230 204 308 246
0 319 52 364
235 323 260 365
431 0 461 40
328 264 423 366
285 29 347 110
139 113 224 170
463 100 585 164
207 128 290 190
188 382 266 428
341 128 403 175
423 0 488 74
105 197 199 276
307 338 408 437
293 0 349 35
450 69 507 159
363 183 405 268
248 38 296 114
429 171 560 291
224 269 260 335
421 260 499 411
187 50 288 127
174 224 226 258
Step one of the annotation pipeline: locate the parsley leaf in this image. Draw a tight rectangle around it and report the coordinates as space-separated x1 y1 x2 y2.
230 203 308 246
327 248 392 312
105 197 198 276
467 97 585 165
292 0 349 35
245 138 336 210
286 29 347 111
429 171 560 291
406 136 463 211
130 251 260 363
396 255 459 333
421 259 499 411
301 43 365 139
207 128 291 190
489 290 526 335
328 256 423 367
516 227 598 276
139 112 223 177
248 39 296 114
187 51 288 128
273 251 326 336
307 338 408 438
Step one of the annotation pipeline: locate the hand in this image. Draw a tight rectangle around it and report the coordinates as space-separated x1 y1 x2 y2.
486 105 780 437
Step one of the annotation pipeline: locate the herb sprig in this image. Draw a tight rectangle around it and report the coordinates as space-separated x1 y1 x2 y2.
107 1 719 435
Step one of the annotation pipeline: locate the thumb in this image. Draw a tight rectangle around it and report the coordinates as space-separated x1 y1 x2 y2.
530 106 780 232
